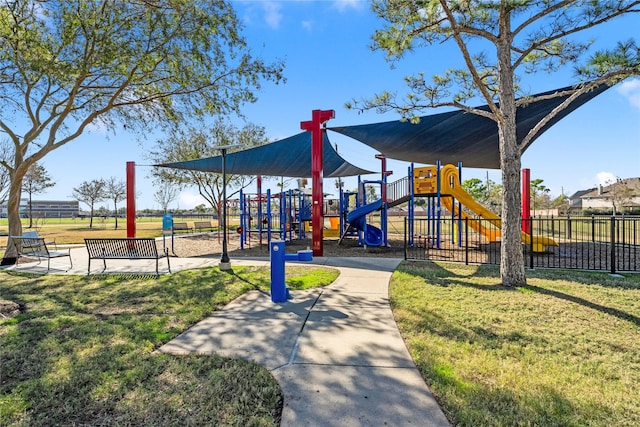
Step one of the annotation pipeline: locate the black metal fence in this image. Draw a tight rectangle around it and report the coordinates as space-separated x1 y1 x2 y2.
404 216 640 274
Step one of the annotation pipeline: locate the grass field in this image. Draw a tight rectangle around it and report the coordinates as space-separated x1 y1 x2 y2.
391 262 640 426
0 265 339 426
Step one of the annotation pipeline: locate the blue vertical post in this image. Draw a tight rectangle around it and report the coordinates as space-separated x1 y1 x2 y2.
258 181 263 235
162 213 173 253
270 241 288 303
239 189 245 250
267 189 272 244
288 190 293 242
457 161 463 247
408 164 414 246
436 160 442 249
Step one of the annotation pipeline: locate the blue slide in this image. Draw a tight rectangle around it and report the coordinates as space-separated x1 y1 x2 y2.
346 199 383 247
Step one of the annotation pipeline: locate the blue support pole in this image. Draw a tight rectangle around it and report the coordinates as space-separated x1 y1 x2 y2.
267 189 272 243
288 190 293 242
239 189 245 250
436 160 442 249
408 164 414 246
457 161 463 247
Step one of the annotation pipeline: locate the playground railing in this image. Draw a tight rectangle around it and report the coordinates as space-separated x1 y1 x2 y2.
386 176 411 206
404 215 640 274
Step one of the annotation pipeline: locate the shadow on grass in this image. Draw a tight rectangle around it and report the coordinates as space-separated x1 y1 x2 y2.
0 268 282 426
521 283 640 328
400 261 640 327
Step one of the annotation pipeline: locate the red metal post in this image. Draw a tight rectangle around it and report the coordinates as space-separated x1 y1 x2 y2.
375 154 387 203
301 109 335 256
126 161 136 238
522 168 531 233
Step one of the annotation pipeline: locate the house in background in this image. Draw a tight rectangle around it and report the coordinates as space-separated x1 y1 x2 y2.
569 178 640 214
568 188 596 213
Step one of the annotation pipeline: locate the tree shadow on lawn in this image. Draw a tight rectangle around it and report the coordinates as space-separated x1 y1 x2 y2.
398 261 640 330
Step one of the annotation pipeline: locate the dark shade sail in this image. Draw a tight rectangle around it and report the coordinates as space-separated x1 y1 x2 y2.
157 130 374 177
328 84 610 169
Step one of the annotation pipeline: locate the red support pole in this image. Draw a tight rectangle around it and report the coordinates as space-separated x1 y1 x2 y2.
375 154 387 203
301 109 335 257
126 161 136 238
522 168 531 233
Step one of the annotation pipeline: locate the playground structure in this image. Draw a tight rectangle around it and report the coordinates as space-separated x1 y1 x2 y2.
336 161 557 253
237 188 311 249
236 186 343 249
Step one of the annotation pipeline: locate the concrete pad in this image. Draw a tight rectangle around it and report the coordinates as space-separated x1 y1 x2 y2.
293 319 415 367
318 257 402 272
159 315 302 370
274 364 450 427
306 303 398 329
220 289 322 318
315 289 389 306
158 290 325 370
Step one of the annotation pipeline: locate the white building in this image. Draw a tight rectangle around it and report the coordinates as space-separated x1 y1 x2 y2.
0 199 79 218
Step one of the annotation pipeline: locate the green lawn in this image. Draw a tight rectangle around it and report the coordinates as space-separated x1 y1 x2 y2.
0 266 338 426
391 262 640 426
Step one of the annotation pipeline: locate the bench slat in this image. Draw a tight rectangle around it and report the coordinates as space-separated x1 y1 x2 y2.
10 236 72 272
194 221 214 231
84 238 170 275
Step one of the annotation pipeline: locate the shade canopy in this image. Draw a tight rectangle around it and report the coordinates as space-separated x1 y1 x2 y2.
157 130 374 177
328 84 610 169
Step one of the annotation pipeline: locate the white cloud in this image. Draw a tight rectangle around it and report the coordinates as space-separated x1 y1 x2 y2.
595 171 617 186
332 0 366 12
262 1 283 29
301 20 313 31
616 78 640 110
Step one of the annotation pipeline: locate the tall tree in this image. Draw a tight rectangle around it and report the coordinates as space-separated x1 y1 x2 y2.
103 176 126 229
22 163 55 228
72 179 105 229
154 183 178 214
352 1 639 286
0 0 284 264
149 119 271 214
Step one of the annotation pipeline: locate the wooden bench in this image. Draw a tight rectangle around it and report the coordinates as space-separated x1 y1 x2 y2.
194 221 214 232
84 238 170 275
172 222 191 233
10 236 72 272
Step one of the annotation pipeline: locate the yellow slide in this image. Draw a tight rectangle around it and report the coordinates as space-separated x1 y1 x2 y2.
415 164 557 252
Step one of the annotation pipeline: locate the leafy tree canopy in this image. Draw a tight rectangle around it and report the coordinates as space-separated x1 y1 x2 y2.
351 0 639 287
0 0 284 260
148 119 271 213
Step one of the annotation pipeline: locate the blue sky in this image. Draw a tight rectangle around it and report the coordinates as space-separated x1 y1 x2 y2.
41 1 640 210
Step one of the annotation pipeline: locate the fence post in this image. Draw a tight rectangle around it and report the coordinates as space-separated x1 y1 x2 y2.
464 217 469 265
404 217 408 260
610 216 616 275
529 217 534 269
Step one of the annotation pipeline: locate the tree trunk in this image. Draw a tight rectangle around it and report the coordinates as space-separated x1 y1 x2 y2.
498 119 526 287
28 195 33 228
497 12 526 287
0 179 24 265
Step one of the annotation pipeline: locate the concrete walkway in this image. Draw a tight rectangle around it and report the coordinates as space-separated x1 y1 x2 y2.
4 246 450 426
